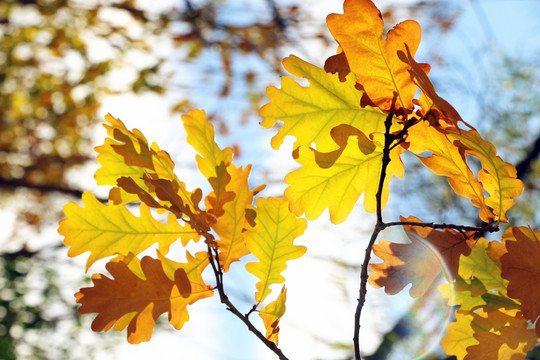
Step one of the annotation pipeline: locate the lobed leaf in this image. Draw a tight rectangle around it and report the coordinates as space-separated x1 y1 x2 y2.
465 324 537 360
369 216 475 297
76 256 200 344
500 227 540 336
440 311 478 360
285 124 404 223
406 121 494 223
326 0 423 113
444 127 523 223
259 55 386 152
59 192 198 270
212 164 257 271
95 114 199 210
259 286 287 345
245 197 307 303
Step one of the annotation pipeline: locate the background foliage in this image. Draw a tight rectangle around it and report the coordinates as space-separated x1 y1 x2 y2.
0 0 539 359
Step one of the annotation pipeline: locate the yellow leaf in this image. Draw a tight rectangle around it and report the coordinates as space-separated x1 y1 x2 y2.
95 114 198 210
285 124 404 223
440 311 478 360
326 0 423 112
60 192 199 270
245 197 307 303
182 109 235 219
407 121 494 223
182 109 233 179
259 55 386 151
444 127 523 223
212 164 256 271
259 286 287 345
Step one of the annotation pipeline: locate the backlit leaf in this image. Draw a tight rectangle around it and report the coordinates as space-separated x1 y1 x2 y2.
444 127 523 223
285 124 404 223
326 0 423 112
440 311 478 360
500 227 540 336
76 256 194 344
245 197 307 303
460 237 508 296
369 216 475 297
182 109 233 180
60 192 198 270
259 286 287 345
212 164 256 271
259 55 386 152
95 114 199 210
407 121 494 223
464 325 537 360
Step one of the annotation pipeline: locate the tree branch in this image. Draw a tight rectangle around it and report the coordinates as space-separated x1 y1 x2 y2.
353 112 395 360
0 177 108 202
206 245 289 360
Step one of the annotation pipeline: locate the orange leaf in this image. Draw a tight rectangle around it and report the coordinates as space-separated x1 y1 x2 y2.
406 121 494 223
369 217 475 297
464 325 537 360
326 0 423 112
76 257 198 344
443 127 523 223
500 227 540 336
259 286 287 345
398 44 470 129
212 164 256 271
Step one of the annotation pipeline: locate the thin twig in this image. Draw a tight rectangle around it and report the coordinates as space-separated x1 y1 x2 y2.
206 245 289 360
384 221 499 234
353 112 395 360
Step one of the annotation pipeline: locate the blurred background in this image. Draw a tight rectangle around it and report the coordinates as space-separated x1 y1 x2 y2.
0 0 539 359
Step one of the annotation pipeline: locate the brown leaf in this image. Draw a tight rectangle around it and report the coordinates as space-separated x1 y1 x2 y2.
500 227 540 336
76 256 194 343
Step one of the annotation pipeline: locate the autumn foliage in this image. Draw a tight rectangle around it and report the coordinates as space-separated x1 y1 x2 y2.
59 0 538 359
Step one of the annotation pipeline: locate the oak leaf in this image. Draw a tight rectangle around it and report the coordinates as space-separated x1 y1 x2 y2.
326 0 425 112
95 114 193 206
440 311 478 360
259 55 386 152
212 164 256 271
259 286 287 345
369 216 475 297
500 227 540 336
182 109 235 219
398 44 470 129
76 256 195 344
406 121 494 223
59 192 198 270
464 325 537 360
285 124 404 223
444 127 523 223
245 197 307 303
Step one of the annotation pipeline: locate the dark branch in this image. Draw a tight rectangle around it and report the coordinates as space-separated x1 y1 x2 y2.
515 133 540 181
206 245 289 360
354 112 395 360
0 177 107 202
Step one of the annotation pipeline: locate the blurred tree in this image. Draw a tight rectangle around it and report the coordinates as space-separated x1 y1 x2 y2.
0 0 316 358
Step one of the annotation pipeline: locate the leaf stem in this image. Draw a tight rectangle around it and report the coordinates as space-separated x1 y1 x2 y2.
206 245 289 360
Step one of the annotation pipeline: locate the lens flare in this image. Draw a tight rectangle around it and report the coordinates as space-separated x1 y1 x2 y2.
381 231 456 360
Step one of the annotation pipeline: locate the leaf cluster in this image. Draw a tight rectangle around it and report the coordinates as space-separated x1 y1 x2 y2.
58 0 539 359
